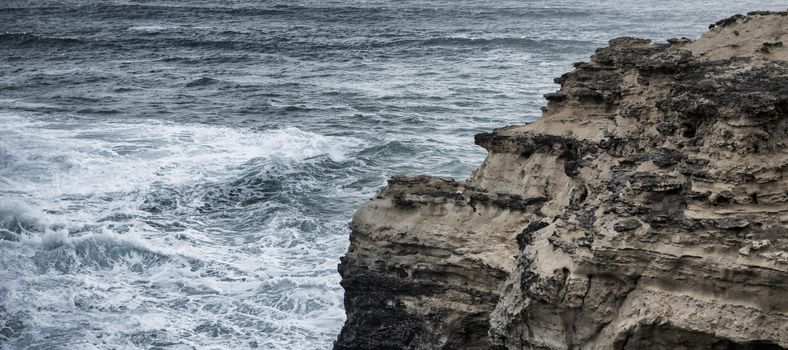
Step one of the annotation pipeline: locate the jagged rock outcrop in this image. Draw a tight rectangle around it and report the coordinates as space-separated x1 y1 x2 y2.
335 12 788 350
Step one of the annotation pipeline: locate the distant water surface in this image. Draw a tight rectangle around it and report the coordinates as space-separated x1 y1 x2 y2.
1 1 785 349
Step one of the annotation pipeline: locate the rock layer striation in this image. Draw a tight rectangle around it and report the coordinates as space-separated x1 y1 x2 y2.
336 12 788 350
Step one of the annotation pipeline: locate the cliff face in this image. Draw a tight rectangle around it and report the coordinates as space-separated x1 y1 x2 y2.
335 12 788 350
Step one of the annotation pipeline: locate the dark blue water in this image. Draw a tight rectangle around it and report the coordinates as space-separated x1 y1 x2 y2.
1 1 785 349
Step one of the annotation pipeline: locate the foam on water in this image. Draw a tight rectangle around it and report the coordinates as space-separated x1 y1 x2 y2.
0 113 358 349
0 115 355 194
3 1 788 348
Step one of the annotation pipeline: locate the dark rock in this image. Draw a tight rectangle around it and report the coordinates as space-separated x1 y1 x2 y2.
613 219 642 232
714 218 750 229
544 92 567 102
517 221 549 250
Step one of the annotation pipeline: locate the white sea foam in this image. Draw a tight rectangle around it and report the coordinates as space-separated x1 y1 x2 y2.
0 114 355 349
0 114 359 237
6 1 788 348
127 25 177 33
0 115 356 195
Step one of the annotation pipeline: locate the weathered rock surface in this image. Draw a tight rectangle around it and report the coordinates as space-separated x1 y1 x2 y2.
335 12 788 350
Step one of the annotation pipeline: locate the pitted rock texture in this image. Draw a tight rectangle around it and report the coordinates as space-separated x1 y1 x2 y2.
335 11 788 350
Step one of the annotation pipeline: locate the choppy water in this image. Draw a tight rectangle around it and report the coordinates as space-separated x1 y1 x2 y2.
1 1 785 349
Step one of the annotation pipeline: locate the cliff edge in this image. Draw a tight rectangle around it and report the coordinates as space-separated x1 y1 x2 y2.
336 12 788 350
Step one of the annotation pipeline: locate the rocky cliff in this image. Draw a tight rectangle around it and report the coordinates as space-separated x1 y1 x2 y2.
335 11 788 350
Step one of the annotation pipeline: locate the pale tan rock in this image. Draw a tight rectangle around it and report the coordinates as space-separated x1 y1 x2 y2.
335 11 788 350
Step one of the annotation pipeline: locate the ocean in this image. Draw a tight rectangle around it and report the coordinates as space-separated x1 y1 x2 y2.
1 1 785 349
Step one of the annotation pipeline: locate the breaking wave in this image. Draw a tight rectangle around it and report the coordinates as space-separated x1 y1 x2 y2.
0 114 358 349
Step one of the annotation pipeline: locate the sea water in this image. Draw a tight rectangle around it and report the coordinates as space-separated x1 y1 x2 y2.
1 1 785 349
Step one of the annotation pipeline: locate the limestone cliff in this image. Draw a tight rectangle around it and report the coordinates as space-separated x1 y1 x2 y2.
335 11 788 350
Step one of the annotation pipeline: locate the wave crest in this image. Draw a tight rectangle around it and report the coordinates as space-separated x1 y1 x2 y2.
32 234 170 273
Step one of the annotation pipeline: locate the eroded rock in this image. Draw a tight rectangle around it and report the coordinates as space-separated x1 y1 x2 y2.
336 11 788 350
